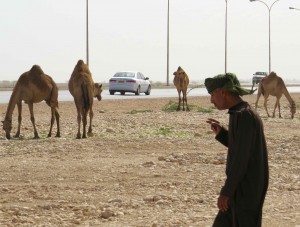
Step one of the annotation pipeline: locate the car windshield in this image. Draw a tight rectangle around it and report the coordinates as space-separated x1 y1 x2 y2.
114 72 135 78
254 72 267 75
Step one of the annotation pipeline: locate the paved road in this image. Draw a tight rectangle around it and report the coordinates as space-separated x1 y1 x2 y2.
1 86 300 104
58 88 210 102
0 88 199 104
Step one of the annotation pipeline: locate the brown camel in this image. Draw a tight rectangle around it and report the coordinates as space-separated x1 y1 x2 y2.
2 65 60 139
173 66 190 111
255 71 296 119
68 60 103 139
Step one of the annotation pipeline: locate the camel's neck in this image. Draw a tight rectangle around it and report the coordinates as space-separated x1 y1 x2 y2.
4 89 19 121
282 86 295 106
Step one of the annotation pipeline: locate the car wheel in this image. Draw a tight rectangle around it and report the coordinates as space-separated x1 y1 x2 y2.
121 91 125 95
135 86 140 95
109 90 115 95
145 85 151 95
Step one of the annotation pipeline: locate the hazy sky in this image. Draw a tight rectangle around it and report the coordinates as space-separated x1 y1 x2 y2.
1 0 300 84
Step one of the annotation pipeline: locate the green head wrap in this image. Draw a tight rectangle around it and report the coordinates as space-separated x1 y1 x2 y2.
204 73 252 96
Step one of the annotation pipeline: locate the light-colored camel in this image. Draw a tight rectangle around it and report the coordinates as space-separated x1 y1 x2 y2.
173 66 190 111
2 65 60 139
255 71 296 119
68 60 102 139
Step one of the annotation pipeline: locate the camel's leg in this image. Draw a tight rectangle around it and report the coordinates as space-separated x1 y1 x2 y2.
183 89 189 111
272 99 278 118
87 108 94 136
182 90 186 111
28 103 39 139
14 101 22 138
277 98 282 118
177 91 181 111
48 108 55 137
82 109 88 139
55 109 60 137
76 107 82 139
186 95 190 111
255 95 260 109
255 86 262 109
272 102 277 118
263 97 270 117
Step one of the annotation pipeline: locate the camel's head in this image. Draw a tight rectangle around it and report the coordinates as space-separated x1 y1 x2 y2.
291 102 296 119
173 66 185 77
2 119 12 140
94 83 103 101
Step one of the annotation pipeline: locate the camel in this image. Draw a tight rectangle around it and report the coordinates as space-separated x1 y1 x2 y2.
2 65 60 139
173 66 190 111
68 60 102 139
255 71 296 119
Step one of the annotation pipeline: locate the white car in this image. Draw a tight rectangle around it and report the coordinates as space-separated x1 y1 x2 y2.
108 71 151 95
252 72 267 85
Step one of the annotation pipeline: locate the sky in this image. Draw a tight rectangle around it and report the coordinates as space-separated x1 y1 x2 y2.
1 0 300 84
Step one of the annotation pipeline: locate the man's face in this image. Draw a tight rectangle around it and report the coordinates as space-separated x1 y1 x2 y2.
210 88 226 110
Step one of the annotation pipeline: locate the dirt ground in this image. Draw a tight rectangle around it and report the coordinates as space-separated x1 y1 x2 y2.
0 93 299 227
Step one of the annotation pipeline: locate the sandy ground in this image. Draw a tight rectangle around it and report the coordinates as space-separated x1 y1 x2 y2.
0 93 300 227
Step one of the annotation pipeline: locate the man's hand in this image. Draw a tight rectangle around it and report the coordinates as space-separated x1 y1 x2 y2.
217 195 229 212
206 118 222 135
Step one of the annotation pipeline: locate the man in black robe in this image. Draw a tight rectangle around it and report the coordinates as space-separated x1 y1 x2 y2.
205 73 269 227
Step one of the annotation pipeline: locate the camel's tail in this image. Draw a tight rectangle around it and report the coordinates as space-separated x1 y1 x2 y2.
81 83 91 111
187 84 203 94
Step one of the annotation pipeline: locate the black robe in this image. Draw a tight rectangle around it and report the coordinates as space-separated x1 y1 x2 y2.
213 101 269 227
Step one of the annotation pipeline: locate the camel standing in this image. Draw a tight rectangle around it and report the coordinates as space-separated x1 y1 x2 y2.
255 71 296 119
173 66 190 111
68 60 102 139
2 65 60 139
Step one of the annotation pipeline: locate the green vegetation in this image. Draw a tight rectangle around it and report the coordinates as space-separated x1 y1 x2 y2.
156 126 172 136
154 126 192 137
126 109 153 114
161 100 178 112
196 106 214 113
162 100 214 113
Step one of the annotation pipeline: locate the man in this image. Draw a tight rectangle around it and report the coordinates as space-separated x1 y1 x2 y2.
205 73 269 227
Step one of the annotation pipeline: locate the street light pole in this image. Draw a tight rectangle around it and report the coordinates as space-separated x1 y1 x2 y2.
250 0 280 74
225 0 228 74
166 0 170 86
86 0 89 66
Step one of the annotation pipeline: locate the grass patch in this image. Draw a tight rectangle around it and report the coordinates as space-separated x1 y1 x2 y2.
156 126 172 136
162 100 214 113
126 109 153 114
153 126 192 137
196 106 214 113
162 100 178 112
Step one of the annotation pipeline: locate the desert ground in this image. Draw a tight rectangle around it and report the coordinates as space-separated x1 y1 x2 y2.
0 93 299 227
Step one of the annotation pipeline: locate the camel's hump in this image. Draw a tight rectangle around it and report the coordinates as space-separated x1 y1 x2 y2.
30 65 44 75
